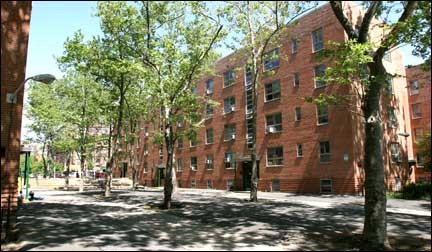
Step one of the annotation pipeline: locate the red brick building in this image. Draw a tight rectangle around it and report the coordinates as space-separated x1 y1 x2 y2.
1 0 32 237
115 2 414 194
406 64 431 182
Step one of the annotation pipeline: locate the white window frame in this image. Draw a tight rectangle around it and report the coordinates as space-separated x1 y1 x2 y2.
319 141 331 163
206 79 214 95
206 128 214 144
266 113 282 133
264 80 281 102
314 64 326 88
224 124 236 141
317 105 328 125
224 152 235 169
388 107 397 128
295 107 301 121
177 158 183 172
312 27 323 52
297 144 303 157
320 179 332 193
190 156 198 171
267 146 284 167
263 48 280 71
223 96 236 114
390 143 401 163
206 180 213 189
205 154 214 170
410 80 419 95
293 72 300 87
411 103 422 118
223 69 235 88
177 137 183 149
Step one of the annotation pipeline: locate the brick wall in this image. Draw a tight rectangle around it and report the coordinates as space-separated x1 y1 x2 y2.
406 64 431 182
1 1 32 225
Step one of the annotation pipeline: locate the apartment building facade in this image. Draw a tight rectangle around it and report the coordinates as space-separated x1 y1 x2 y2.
406 64 431 182
115 2 414 194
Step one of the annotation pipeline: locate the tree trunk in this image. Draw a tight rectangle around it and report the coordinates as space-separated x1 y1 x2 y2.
163 138 174 209
65 153 71 190
79 154 85 192
362 60 390 250
42 140 48 178
105 159 113 197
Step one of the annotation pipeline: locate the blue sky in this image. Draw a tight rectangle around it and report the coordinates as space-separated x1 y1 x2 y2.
22 1 425 139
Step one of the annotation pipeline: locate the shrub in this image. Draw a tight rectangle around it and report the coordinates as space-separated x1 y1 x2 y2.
401 182 431 200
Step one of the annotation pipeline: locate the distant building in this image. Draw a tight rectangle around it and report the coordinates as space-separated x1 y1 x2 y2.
406 64 431 182
115 2 415 194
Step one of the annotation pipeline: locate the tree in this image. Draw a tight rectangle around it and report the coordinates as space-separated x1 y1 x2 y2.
55 72 106 191
58 2 145 196
130 1 226 209
27 80 64 178
307 1 429 249
221 1 317 201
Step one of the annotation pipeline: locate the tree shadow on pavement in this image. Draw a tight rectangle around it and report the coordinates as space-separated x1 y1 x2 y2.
16 191 431 251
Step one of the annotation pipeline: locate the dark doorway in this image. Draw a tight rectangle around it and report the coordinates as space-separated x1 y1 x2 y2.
120 163 127 178
157 167 165 187
243 161 252 190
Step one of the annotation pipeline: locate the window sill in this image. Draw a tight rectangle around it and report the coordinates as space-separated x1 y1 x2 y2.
267 164 283 168
205 142 213 145
412 117 423 119
265 130 283 135
314 84 327 89
319 161 331 164
317 122 328 126
206 168 214 171
224 139 236 142
297 156 303 158
263 66 280 72
223 83 235 89
225 167 235 170
223 111 235 116
264 98 281 104
313 48 324 54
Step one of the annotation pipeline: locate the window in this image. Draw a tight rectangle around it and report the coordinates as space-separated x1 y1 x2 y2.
226 180 234 191
416 153 425 166
320 179 332 193
190 138 197 147
224 152 235 169
206 103 214 119
385 75 394 95
410 80 419 95
266 113 282 133
192 86 197 95
312 28 323 52
144 161 148 173
390 143 401 163
271 180 280 192
383 52 391 62
144 126 149 137
206 79 213 95
265 80 281 102
414 128 423 141
319 141 331 163
144 144 149 155
297 144 303 157
224 124 236 141
207 180 213 189
245 65 252 85
388 107 397 128
411 103 422 118
190 156 197 170
295 107 301 121
293 73 300 87
159 144 163 160
177 158 183 171
206 128 214 144
223 69 235 87
224 96 236 114
177 137 183 149
314 65 326 88
267 146 283 166
317 105 328 125
191 179 196 188
264 48 280 71
291 39 298 54
206 154 214 170
137 136 141 148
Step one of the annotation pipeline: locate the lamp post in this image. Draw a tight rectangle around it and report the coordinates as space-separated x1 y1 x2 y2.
6 74 56 104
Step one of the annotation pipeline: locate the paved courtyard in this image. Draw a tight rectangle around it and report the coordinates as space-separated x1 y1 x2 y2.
6 188 432 251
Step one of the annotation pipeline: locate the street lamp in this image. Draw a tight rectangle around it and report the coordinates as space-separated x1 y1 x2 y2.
6 74 56 103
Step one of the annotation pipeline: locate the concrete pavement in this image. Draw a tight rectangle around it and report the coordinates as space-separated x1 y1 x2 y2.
3 188 431 251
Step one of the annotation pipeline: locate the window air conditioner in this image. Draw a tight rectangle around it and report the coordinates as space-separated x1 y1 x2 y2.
267 126 276 133
231 134 236 140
